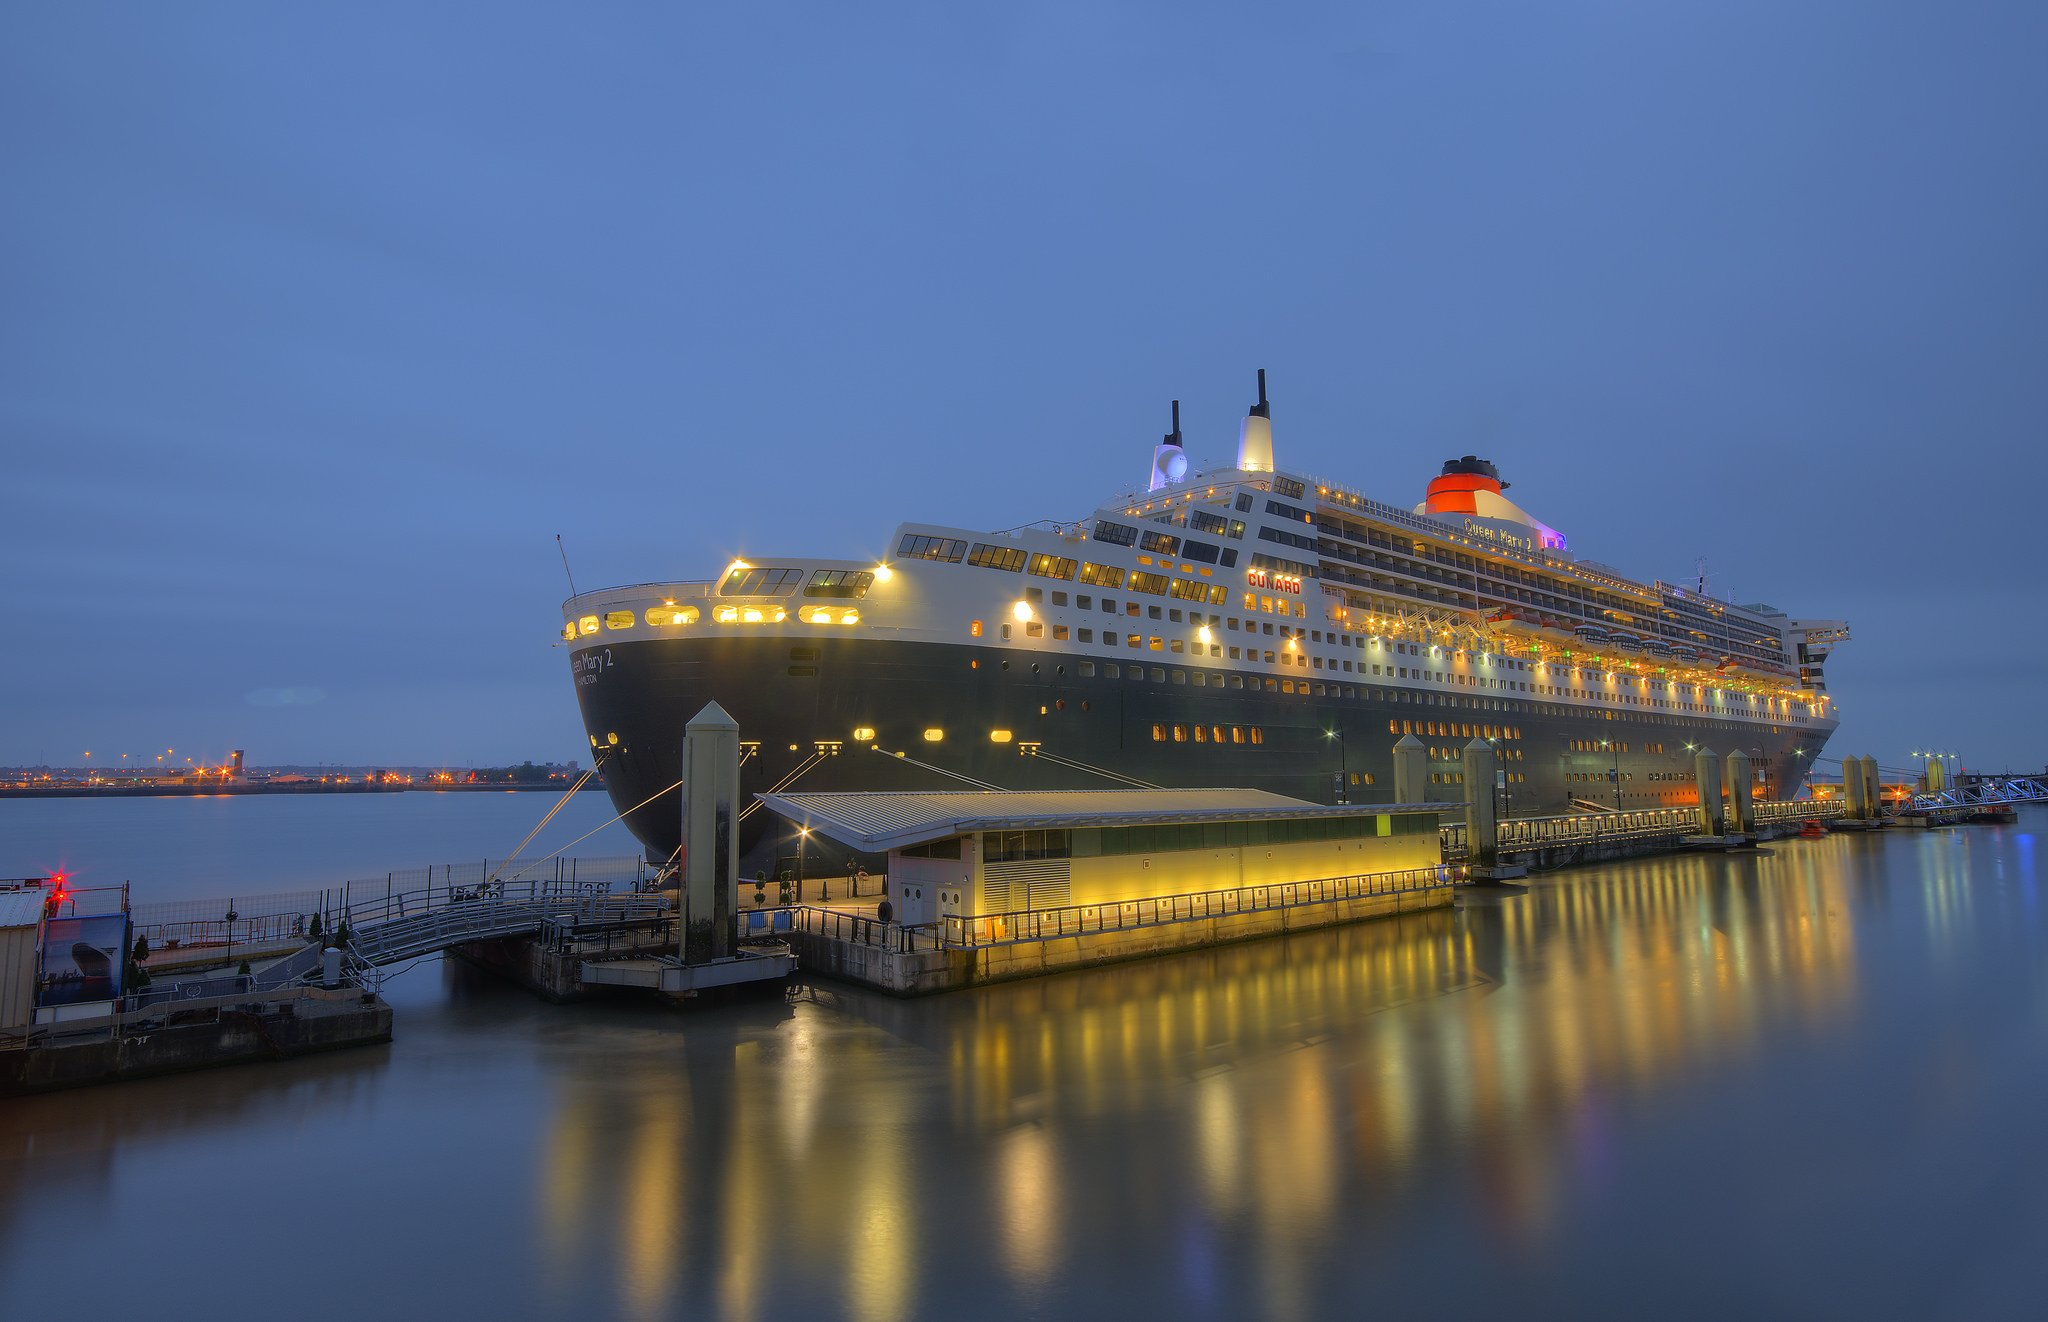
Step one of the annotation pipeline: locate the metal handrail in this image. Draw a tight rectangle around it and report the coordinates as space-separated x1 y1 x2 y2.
1439 798 1846 857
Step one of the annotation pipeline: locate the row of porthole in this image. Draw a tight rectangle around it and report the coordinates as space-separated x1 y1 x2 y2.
848 726 1017 745
564 604 861 639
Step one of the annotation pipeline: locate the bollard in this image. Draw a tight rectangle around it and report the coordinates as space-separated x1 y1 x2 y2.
321 945 341 990
1695 749 1725 837
1392 734 1427 805
1858 755 1883 821
1461 738 1522 879
1725 750 1755 837
681 702 742 965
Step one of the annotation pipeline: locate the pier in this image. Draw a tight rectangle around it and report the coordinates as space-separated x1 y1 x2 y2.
7 730 2042 1090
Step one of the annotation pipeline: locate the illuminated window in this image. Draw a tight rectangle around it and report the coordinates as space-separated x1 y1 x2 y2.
647 606 700 626
1172 725 1188 742
1193 725 1207 743
719 567 804 596
970 619 983 637
922 728 944 743
1249 728 1264 745
578 615 600 635
1152 724 1166 742
804 569 874 599
989 729 1013 743
561 622 576 641
852 726 876 742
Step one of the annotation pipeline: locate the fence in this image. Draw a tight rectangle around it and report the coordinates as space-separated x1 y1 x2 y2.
130 855 652 952
768 863 1460 957
937 863 1459 948
1440 798 1846 859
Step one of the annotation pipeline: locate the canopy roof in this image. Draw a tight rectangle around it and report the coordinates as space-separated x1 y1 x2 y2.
753 788 1438 853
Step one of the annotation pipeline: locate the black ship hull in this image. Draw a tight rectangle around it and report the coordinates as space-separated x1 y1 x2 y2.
571 634 1834 862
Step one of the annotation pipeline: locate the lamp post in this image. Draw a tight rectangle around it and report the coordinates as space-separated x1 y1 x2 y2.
1324 728 1348 804
1601 739 1621 812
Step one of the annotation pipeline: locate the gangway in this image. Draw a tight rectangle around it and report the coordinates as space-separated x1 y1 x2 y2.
1906 775 2048 817
252 877 666 990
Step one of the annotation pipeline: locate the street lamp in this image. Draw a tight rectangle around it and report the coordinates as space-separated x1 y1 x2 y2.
1324 728 1348 804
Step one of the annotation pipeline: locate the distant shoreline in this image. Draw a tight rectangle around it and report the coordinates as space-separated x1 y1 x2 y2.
0 783 606 800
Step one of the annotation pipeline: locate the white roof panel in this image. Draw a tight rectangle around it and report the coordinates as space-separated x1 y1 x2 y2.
755 788 1440 853
0 889 50 929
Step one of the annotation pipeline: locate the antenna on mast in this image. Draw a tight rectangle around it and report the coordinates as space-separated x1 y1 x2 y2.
557 534 580 597
1695 556 1708 598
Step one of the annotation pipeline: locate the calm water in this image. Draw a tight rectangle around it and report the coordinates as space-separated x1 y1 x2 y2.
3 799 2046 1319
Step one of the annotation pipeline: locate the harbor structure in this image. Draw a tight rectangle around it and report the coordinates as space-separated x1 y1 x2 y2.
561 371 1847 863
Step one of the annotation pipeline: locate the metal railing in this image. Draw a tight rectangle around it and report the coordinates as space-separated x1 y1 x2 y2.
130 855 652 952
1441 798 1846 858
936 863 1459 948
1909 777 2048 813
780 906 941 954
340 883 667 967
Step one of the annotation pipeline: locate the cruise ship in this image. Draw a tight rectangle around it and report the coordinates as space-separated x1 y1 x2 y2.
564 373 1847 861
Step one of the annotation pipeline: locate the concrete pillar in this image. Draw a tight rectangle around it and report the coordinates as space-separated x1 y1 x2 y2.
1462 738 1498 872
1858 755 1882 820
1725 750 1756 836
681 701 741 965
1392 734 1427 804
1925 756 1945 794
1695 748 1725 836
1842 758 1865 818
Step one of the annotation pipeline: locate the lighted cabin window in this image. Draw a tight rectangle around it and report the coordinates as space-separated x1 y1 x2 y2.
852 726 876 742
989 729 1013 743
578 615 600 635
897 534 966 562
1129 571 1170 596
1139 530 1179 556
966 543 1029 572
561 622 576 641
1152 724 1166 742
646 606 700 626
804 570 874 599
801 605 859 624
719 567 804 596
1079 562 1126 590
1027 554 1077 581
1172 725 1188 742
1249 728 1264 745
922 728 944 742
1192 725 1207 743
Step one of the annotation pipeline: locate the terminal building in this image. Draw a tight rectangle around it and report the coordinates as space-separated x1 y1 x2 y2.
756 788 1443 925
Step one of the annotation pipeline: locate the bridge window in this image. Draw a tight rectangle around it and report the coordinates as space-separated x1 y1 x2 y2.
647 606 700 626
578 615 600 635
804 570 874 599
720 567 804 596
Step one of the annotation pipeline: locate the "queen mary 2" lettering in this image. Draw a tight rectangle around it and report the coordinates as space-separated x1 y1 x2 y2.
1246 568 1301 594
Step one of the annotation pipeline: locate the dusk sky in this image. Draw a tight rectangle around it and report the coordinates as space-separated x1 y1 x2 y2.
4 3 2044 773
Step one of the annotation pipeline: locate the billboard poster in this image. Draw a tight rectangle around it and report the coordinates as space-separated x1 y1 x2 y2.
39 914 131 1008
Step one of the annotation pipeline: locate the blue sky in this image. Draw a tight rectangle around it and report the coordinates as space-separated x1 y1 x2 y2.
3 2 2044 772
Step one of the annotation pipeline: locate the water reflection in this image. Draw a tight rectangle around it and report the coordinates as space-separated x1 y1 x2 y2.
512 842 1869 1317
21 822 2048 1317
